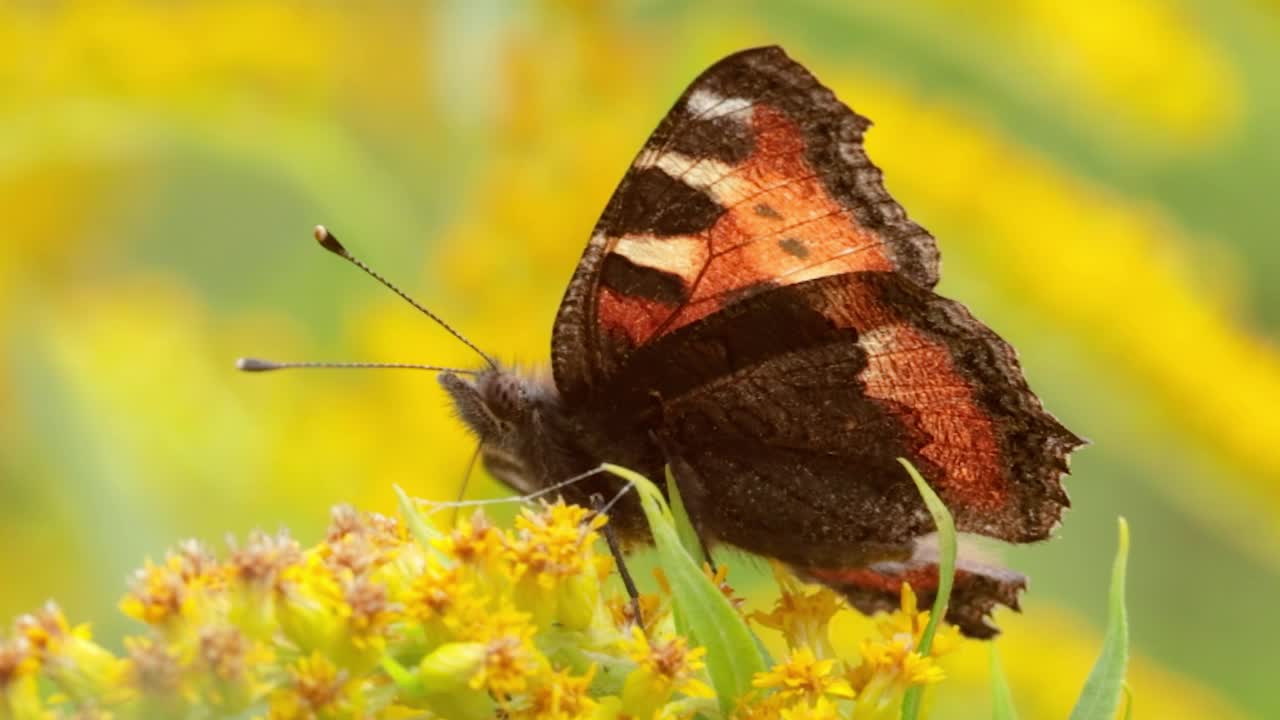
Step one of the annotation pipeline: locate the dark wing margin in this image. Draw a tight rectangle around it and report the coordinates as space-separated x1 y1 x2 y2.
552 46 941 406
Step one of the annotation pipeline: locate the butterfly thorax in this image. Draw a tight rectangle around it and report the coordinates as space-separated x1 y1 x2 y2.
438 367 659 539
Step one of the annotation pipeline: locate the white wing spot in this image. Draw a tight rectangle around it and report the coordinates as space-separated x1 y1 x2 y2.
612 234 705 280
686 89 753 120
633 151 752 205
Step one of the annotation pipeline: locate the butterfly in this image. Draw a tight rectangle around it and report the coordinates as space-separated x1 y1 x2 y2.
255 45 1080 638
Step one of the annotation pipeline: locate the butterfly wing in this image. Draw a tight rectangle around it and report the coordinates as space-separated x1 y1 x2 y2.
805 546 1029 639
552 45 939 404
629 271 1079 636
608 271 1079 549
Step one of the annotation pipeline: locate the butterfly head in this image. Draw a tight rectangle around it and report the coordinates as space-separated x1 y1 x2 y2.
438 366 573 494
438 367 535 441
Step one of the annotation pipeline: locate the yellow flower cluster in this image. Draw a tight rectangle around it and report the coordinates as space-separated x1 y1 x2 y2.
0 499 957 719
739 571 959 719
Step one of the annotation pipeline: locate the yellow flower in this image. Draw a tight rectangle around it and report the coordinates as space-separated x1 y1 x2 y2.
506 500 609 630
228 530 302 590
752 647 855 704
267 652 363 720
119 556 202 630
434 511 507 572
194 625 273 711
415 642 495 720
705 563 746 613
0 636 45 720
468 606 544 698
340 574 396 651
321 504 406 580
869 584 961 661
751 566 843 658
275 555 380 671
403 561 476 647
605 592 666 635
846 584 958 719
779 697 844 720
513 664 599 720
15 602 128 706
620 626 713 718
121 635 183 695
226 529 302 641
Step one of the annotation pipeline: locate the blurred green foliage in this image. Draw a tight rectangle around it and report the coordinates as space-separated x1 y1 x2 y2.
2 1 1277 717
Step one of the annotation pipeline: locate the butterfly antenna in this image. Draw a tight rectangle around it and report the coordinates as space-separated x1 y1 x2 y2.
236 358 480 374
313 225 497 370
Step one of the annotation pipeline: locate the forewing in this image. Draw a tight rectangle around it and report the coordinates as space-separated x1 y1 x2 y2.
605 272 1081 548
553 46 939 404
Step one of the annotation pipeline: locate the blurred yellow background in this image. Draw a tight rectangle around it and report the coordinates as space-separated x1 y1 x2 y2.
2 1 1277 717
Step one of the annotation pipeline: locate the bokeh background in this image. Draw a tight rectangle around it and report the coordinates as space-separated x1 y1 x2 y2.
2 1 1277 717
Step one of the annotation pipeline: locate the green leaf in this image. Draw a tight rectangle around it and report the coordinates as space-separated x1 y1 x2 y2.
601 463 766 717
899 458 958 720
989 644 1020 720
665 466 707 564
1068 517 1131 720
380 655 424 698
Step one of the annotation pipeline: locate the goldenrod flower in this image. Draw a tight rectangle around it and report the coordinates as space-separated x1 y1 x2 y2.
15 602 127 706
467 605 544 698
275 555 346 655
752 647 855 704
415 641 494 719
605 591 665 635
705 563 747 613
403 561 476 648
515 664 599 720
506 501 609 631
230 529 303 589
846 584 957 719
778 697 844 720
321 505 406 580
751 566 843 659
434 510 506 573
274 551 393 673
227 529 302 641
340 574 396 649
267 652 364 720
119 556 198 629
194 625 273 711
0 636 44 720
620 626 713 717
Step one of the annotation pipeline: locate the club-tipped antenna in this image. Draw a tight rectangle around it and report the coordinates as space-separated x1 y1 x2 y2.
236 357 479 374
313 225 497 370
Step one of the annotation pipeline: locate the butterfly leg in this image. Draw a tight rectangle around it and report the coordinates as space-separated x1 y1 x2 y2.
800 541 1026 639
590 492 643 627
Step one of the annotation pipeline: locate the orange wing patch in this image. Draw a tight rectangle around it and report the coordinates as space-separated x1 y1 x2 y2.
600 105 898 345
815 278 1010 516
855 323 1006 513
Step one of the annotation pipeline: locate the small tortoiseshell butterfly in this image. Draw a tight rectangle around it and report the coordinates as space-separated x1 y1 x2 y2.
440 46 1082 637
246 46 1082 637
